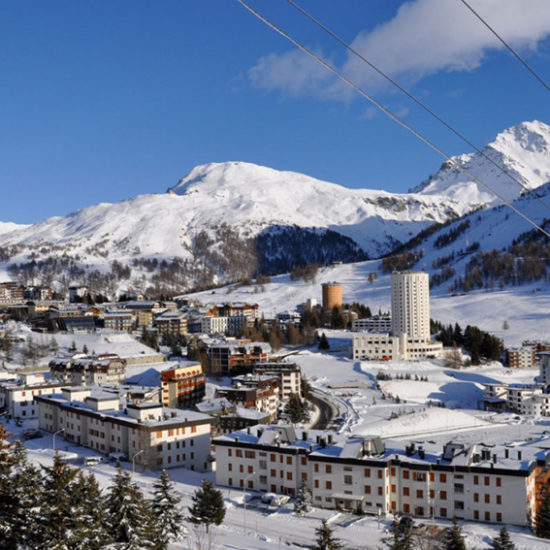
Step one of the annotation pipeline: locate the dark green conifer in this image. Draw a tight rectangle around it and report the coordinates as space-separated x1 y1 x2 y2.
188 480 226 533
490 526 516 550
313 520 343 550
445 517 466 550
151 469 184 549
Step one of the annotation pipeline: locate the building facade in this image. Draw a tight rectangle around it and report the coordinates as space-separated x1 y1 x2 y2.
322 283 343 310
36 387 212 471
391 271 430 340
49 354 126 386
160 364 206 408
214 425 550 527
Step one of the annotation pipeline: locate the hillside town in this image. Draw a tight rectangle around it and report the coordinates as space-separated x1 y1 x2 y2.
2 268 550 549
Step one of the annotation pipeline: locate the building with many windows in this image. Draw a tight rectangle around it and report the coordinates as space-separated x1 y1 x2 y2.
352 271 442 361
36 387 212 471
214 425 550 526
160 363 206 408
49 354 126 386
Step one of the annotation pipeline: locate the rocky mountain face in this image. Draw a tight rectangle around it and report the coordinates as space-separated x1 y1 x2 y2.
1 121 549 298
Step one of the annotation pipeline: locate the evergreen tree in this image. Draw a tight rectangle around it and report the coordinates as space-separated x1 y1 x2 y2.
150 469 184 549
69 340 77 353
313 520 343 550
383 516 415 550
5 440 43 548
490 526 516 550
36 452 78 550
82 344 89 355
106 463 154 549
535 487 550 538
294 478 312 515
71 471 110 550
318 332 330 350
445 517 466 550
285 393 309 424
188 480 226 533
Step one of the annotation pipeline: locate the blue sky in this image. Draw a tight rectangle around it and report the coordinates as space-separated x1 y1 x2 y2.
1 0 550 223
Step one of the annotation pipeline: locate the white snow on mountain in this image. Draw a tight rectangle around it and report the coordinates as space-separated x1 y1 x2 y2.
413 120 550 205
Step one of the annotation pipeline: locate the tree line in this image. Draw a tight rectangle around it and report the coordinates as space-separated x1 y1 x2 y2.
0 428 225 550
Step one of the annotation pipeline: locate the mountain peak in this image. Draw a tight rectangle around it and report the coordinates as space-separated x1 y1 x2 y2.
413 120 550 204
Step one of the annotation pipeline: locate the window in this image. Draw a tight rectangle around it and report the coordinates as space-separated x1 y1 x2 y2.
344 475 352 485
403 487 410 496
403 470 410 479
474 492 479 502
440 491 447 500
429 473 434 482
287 472 292 480
365 485 371 494
496 477 501 487
364 468 371 477
440 508 447 518
314 464 319 473
485 511 490 521
403 503 410 513
228 463 232 471
391 484 396 493
236 449 242 458
286 456 292 465
416 489 423 499
301 456 307 465
248 465 253 474
455 501 464 510
485 494 490 504
239 465 244 473
378 487 383 496
430 490 434 498
484 476 490 486
440 474 447 483
325 465 332 474
326 481 332 490
496 512 502 522
378 470 383 479
314 480 319 488
474 510 479 520
270 469 276 477
270 454 276 462
391 467 396 476
496 495 502 505
473 475 478 485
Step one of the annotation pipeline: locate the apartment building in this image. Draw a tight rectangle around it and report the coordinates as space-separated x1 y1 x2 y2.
49 353 126 386
104 312 135 331
214 425 550 526
0 281 25 304
351 316 392 333
0 373 66 419
36 387 212 471
253 362 302 401
483 383 550 416
215 375 280 421
160 363 206 408
207 339 271 376
352 271 442 361
154 310 188 336
507 347 536 368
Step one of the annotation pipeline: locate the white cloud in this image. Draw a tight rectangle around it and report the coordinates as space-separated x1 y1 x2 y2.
248 0 550 99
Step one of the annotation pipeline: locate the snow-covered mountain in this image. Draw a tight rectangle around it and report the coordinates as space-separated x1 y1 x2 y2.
0 120 549 297
412 120 550 205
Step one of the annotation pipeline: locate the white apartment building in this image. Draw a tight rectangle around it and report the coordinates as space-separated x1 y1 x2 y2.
0 373 66 419
539 352 550 386
507 347 536 368
352 271 442 361
253 362 302 401
49 353 126 386
214 425 550 526
483 383 550 416
36 387 212 471
351 316 392 333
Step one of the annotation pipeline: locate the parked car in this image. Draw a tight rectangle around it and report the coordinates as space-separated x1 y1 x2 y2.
261 493 290 506
22 429 43 440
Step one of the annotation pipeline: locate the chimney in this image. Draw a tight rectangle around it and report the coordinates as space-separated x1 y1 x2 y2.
518 450 522 461
302 431 308 441
504 449 509 459
492 454 497 464
327 434 333 444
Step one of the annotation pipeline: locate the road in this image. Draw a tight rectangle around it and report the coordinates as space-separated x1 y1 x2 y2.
309 389 339 430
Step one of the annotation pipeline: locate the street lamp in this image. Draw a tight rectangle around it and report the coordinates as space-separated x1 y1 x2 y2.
243 470 255 531
132 450 145 473
53 428 64 451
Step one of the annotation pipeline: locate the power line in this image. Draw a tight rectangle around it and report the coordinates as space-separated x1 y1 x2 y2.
460 0 550 94
236 0 550 239
284 0 550 213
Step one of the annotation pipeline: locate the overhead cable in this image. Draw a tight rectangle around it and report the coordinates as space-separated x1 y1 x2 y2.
460 0 550 94
285 0 550 213
236 0 550 239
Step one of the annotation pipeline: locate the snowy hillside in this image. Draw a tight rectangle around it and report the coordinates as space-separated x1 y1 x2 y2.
413 120 550 205
1 120 549 297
